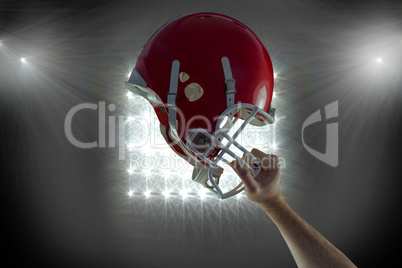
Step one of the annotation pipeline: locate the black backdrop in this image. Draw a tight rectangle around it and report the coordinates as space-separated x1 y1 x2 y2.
1 0 401 267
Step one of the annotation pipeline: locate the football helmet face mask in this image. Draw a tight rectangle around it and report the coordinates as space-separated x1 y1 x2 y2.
125 12 276 199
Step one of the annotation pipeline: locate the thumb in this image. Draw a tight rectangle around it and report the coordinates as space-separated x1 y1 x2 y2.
230 160 256 191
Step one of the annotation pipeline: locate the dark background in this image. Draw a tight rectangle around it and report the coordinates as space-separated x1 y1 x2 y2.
1 0 401 267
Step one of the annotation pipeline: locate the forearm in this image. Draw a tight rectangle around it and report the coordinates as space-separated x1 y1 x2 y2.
260 196 356 268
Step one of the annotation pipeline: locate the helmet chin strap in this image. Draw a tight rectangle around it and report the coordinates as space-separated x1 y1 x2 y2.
221 57 237 118
165 60 200 166
166 60 180 141
125 64 199 167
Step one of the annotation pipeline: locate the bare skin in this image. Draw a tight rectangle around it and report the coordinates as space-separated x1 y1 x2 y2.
231 148 356 268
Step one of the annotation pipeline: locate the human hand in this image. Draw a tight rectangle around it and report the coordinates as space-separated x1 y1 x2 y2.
230 148 282 207
231 149 357 268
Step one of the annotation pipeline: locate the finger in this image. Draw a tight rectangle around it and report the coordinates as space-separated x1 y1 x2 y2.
266 154 280 169
244 149 279 172
250 148 268 162
241 152 260 170
230 160 256 191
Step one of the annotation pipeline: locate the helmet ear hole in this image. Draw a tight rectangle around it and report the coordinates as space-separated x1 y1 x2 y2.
184 82 204 102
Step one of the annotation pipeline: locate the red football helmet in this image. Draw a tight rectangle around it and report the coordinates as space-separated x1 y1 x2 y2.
126 12 276 199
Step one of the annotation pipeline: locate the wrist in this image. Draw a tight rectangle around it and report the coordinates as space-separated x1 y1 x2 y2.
258 192 286 213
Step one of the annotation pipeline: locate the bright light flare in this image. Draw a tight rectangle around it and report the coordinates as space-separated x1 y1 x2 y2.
377 57 382 63
144 190 151 197
272 143 277 150
20 57 26 63
198 188 207 199
143 169 152 176
180 189 189 199
162 189 170 198
128 190 134 197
